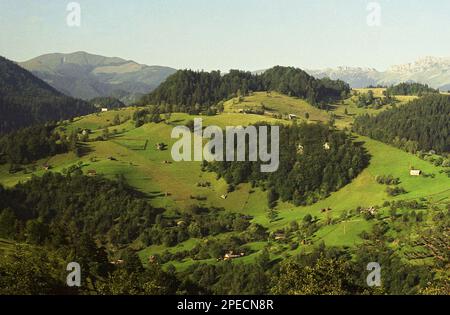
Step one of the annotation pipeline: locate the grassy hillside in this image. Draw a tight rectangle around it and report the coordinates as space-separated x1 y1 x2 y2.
1 97 448 271
331 88 418 129
224 91 331 122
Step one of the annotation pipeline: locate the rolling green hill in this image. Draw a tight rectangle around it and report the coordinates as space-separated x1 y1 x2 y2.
139 66 351 113
1 94 448 275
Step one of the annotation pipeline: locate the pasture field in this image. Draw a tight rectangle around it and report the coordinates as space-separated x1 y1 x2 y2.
224 91 331 123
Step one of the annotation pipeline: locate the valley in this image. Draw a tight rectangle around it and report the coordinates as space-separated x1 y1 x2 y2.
1 90 448 277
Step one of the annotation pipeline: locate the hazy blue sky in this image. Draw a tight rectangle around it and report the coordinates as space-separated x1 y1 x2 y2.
1 0 450 71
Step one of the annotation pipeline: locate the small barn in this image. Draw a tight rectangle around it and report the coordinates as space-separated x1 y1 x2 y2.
101 108 108 112
224 251 245 261
410 169 422 176
288 114 297 120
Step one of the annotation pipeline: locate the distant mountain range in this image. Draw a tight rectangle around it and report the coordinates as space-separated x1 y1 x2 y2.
19 52 177 104
307 56 450 90
0 56 94 134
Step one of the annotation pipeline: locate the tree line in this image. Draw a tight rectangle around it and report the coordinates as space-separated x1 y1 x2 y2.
353 94 450 153
386 82 439 96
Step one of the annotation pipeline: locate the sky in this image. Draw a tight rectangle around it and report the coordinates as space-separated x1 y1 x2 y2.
1 0 450 71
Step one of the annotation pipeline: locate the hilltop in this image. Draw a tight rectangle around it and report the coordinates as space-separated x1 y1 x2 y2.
140 66 350 113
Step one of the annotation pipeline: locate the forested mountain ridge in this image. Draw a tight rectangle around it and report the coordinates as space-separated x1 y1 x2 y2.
139 66 350 112
20 52 177 104
353 94 450 153
0 56 95 134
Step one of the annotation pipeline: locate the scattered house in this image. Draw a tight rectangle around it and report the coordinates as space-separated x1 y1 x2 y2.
101 108 108 112
321 207 332 213
43 164 51 171
288 114 297 120
108 156 117 161
163 160 172 164
148 256 157 264
177 220 186 227
410 169 422 176
297 144 304 155
110 259 124 265
323 142 331 150
87 170 97 177
362 206 377 216
224 251 245 261
220 194 228 200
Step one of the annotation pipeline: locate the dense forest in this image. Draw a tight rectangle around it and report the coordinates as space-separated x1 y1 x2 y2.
0 56 95 134
139 66 350 112
0 172 160 247
353 94 450 153
386 82 439 96
0 124 75 165
204 122 369 206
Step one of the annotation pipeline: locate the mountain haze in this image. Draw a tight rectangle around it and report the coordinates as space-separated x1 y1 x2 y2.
20 52 177 104
307 56 450 90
